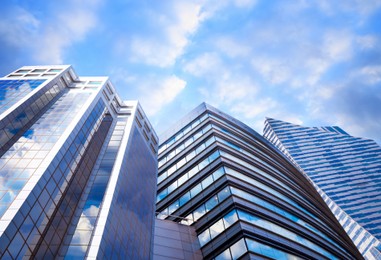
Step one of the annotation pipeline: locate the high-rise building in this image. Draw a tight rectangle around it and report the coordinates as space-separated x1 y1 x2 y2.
264 118 381 259
155 103 362 259
0 66 158 259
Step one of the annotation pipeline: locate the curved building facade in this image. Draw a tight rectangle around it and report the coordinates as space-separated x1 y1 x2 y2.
263 118 381 259
156 103 362 259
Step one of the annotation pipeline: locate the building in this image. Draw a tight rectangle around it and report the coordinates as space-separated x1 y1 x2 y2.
0 66 158 259
264 118 381 259
155 103 362 259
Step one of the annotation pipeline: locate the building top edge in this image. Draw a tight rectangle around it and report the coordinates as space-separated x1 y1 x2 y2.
159 102 208 143
159 102 273 150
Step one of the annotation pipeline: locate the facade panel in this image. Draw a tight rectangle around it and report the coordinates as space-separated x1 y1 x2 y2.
156 103 362 259
264 118 381 259
0 66 158 259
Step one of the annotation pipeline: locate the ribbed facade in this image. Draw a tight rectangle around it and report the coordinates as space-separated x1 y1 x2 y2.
156 103 362 259
264 118 381 259
0 66 158 259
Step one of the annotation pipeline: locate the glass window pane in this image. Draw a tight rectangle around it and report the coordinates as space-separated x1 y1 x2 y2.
198 229 211 247
217 187 231 202
167 182 178 193
213 167 225 180
167 165 176 176
208 150 220 162
193 204 206 221
209 219 225 239
188 165 199 178
176 157 186 169
201 175 213 189
184 137 194 147
205 136 215 147
186 150 196 162
202 124 212 134
175 143 185 154
167 150 176 160
198 158 209 169
157 172 167 183
190 183 202 197
182 213 193 225
168 202 180 215
223 210 238 228
230 239 247 259
157 189 168 202
215 248 232 260
193 130 202 140
205 195 218 212
195 143 206 154
179 192 191 206
177 173 188 187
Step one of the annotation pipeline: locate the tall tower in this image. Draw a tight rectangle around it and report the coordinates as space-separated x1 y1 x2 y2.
0 66 158 259
264 118 381 258
155 103 362 259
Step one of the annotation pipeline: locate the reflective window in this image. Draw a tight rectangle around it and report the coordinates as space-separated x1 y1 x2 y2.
158 167 227 221
156 150 220 203
230 186 339 248
158 135 216 183
0 79 45 114
158 113 209 155
209 219 225 239
230 238 246 259
0 90 92 218
66 118 127 256
200 209 339 259
222 160 323 226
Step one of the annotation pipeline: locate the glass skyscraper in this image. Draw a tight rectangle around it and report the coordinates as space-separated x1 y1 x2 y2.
155 103 362 259
0 66 158 259
264 118 381 259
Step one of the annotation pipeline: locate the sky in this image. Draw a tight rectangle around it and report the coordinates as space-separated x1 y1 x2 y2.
1 0 381 144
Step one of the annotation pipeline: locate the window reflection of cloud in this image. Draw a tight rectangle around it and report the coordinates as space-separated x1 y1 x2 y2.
4 82 31 102
72 205 99 252
0 81 35 114
0 175 17 203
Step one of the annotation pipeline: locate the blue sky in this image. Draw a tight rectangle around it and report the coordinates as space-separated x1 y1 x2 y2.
1 0 381 143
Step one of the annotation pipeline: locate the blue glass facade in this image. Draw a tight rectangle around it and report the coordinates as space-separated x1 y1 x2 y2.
0 80 45 114
264 118 381 258
0 66 158 259
97 125 157 259
0 80 65 157
156 103 362 259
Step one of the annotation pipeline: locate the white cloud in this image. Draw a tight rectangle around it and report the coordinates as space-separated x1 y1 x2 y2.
231 97 278 118
358 66 381 85
233 0 258 8
125 0 260 67
186 52 258 106
314 84 336 99
0 7 40 46
309 0 381 17
0 0 102 64
356 35 377 49
129 2 205 67
322 31 353 62
140 75 186 116
183 52 224 77
215 37 251 58
251 57 292 85
216 76 258 104
35 0 102 63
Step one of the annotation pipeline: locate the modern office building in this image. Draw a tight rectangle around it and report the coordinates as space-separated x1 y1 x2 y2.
264 118 381 259
0 66 158 259
155 103 362 259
